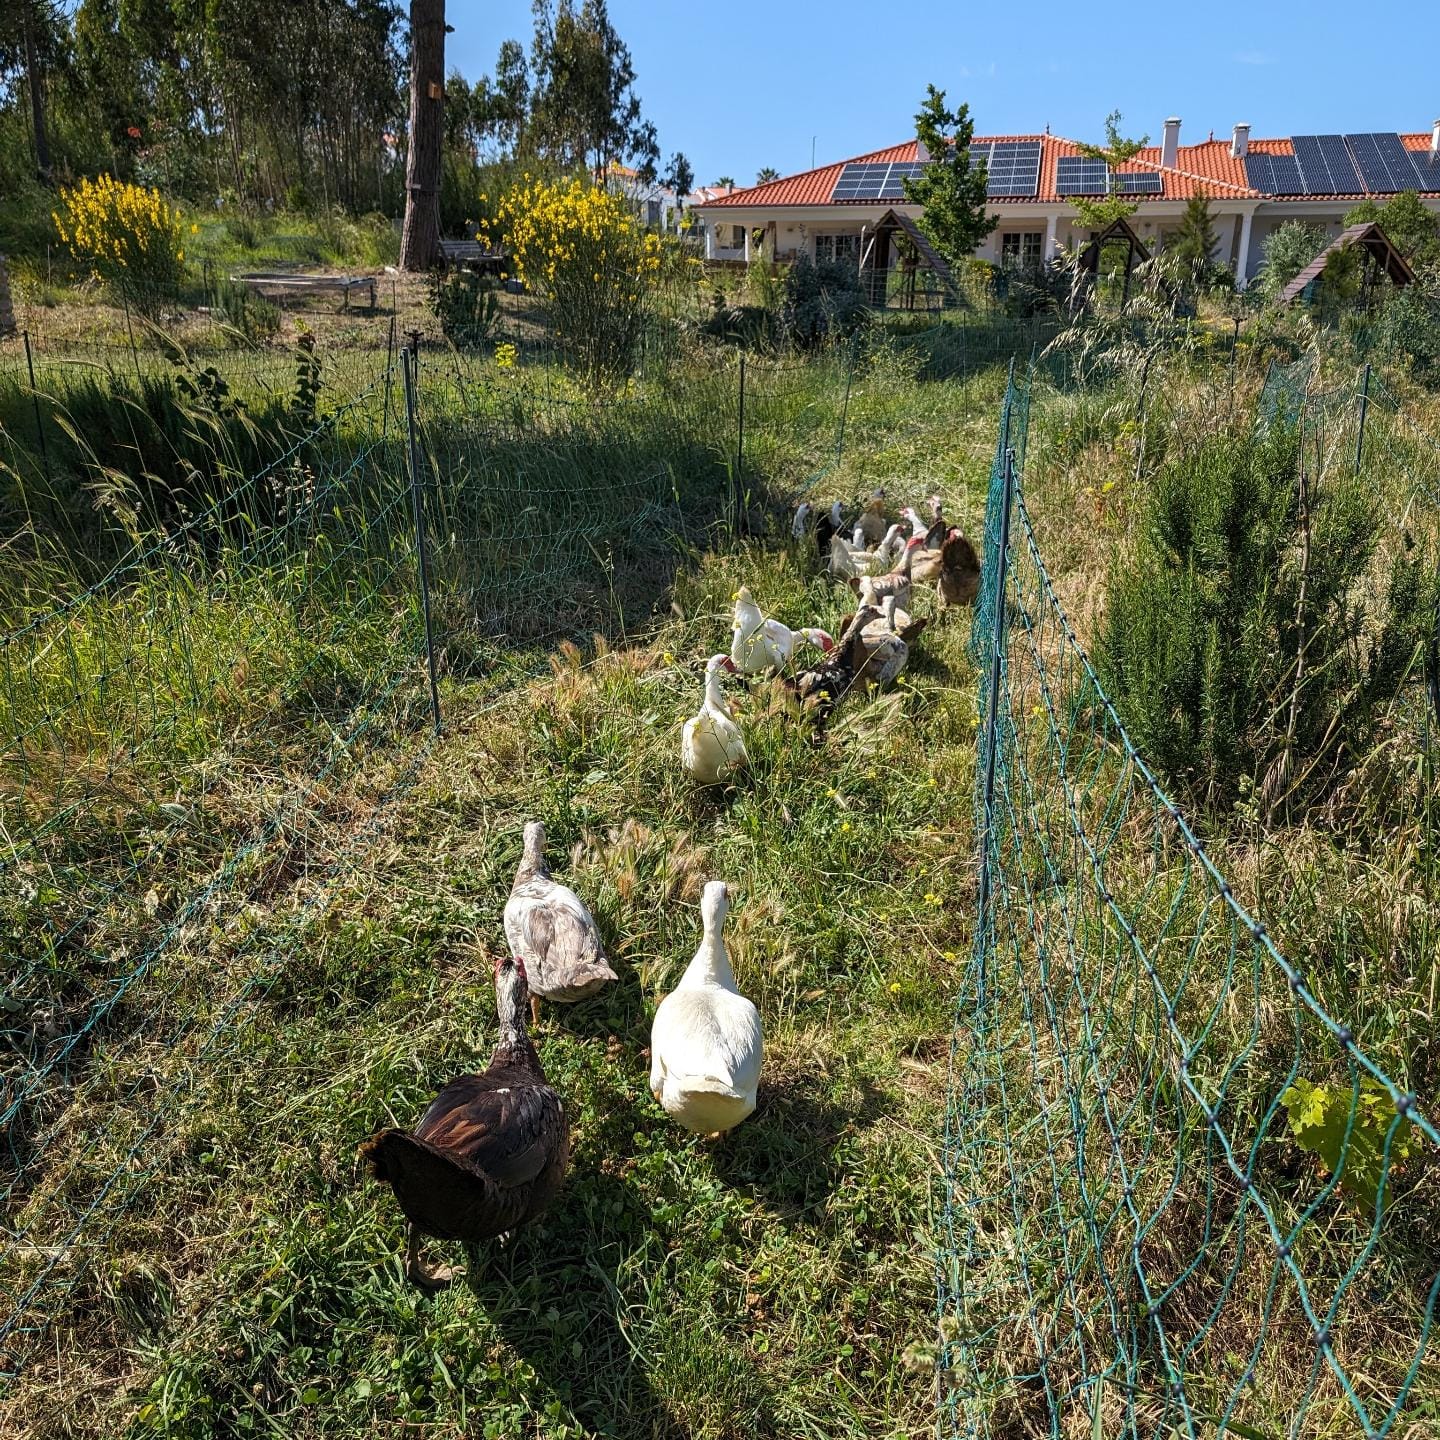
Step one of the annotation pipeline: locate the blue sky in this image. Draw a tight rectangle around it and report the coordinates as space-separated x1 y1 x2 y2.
449 2 1440 188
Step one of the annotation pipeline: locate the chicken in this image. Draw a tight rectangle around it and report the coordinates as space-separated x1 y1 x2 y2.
937 528 981 609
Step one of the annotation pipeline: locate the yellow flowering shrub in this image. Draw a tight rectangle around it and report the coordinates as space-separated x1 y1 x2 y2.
483 177 661 380
53 175 186 313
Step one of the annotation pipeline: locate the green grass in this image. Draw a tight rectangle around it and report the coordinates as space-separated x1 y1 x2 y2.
3 307 1438 1439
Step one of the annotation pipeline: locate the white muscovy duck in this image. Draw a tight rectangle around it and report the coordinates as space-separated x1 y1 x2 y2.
730 586 834 674
681 654 748 785
649 880 762 1137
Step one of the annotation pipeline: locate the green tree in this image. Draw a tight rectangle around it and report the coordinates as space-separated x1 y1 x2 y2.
1166 187 1223 295
1071 110 1149 231
1343 190 1440 266
663 151 693 197
714 174 735 188
528 0 658 177
756 165 779 183
1257 220 1328 299
401 0 446 268
1101 421 1436 816
1 1 67 183
900 84 995 266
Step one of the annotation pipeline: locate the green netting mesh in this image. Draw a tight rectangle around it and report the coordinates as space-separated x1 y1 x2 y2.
942 369 1439 1440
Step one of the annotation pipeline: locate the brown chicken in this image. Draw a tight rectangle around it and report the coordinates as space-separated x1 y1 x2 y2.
360 955 570 1289
937 528 981 609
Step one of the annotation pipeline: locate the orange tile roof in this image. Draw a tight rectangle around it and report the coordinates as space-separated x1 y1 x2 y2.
697 130 1440 209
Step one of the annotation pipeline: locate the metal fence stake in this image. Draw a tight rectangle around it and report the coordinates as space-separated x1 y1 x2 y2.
402 343 442 734
975 442 1017 1012
21 329 51 486
836 339 855 464
734 352 747 534
1355 362 1371 475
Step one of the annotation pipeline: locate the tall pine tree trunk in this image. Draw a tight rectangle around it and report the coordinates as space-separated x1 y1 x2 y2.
22 2 52 185
400 0 444 270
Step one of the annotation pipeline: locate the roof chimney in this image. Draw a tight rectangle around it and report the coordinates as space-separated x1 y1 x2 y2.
1161 117 1181 169
1231 123 1251 159
1432 119 1440 153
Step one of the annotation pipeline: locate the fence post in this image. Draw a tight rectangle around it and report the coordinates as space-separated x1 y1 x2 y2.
975 442 1017 1011
401 342 442 734
836 338 855 464
1134 350 1152 486
21 329 51 486
1354 362 1371 475
734 352 746 533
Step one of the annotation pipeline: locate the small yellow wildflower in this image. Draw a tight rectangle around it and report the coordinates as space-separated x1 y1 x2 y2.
888 982 902 995
840 821 852 834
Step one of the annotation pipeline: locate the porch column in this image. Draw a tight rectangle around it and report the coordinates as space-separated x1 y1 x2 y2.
743 225 752 263
1044 213 1059 261
705 222 716 260
1235 209 1255 290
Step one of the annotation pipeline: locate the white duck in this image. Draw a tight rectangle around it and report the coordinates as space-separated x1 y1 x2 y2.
681 654 748 785
730 586 834 674
504 820 617 1024
650 881 762 1137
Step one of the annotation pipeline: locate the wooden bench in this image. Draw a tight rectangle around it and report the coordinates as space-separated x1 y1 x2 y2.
437 240 507 275
231 272 377 309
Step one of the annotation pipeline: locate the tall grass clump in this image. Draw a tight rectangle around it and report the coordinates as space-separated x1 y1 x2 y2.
52 175 189 315
1101 419 1437 817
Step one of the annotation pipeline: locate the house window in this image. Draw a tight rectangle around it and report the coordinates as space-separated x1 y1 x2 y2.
1001 231 1044 268
646 199 661 226
730 225 746 249
815 233 861 265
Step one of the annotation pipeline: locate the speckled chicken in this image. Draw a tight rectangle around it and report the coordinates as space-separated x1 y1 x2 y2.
360 955 569 1289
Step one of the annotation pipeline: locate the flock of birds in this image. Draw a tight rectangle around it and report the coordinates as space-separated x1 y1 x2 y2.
362 490 981 1289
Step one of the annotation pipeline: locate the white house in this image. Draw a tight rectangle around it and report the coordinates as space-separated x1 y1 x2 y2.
692 119 1440 288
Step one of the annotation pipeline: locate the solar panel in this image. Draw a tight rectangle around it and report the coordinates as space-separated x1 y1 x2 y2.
1293 134 1362 195
1344 133 1392 193
1268 153 1304 195
831 159 933 201
1368 132 1425 192
984 141 1042 197
1413 146 1440 191
1056 156 1109 195
1318 134 1363 194
877 162 924 200
1243 153 1277 194
1111 170 1163 195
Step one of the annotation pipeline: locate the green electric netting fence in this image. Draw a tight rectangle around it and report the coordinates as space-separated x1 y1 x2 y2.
941 368 1439 1440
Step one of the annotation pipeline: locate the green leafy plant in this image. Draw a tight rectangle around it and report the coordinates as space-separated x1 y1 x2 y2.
1256 221 1328 301
428 268 502 346
1100 421 1438 816
780 255 869 350
1281 1076 1417 1205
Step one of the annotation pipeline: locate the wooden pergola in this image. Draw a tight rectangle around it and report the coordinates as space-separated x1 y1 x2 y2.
1072 216 1152 310
1279 221 1417 307
857 210 961 309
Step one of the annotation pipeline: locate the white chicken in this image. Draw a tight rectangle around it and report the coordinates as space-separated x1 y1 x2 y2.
730 586 833 674
681 654 748 785
650 880 762 1137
